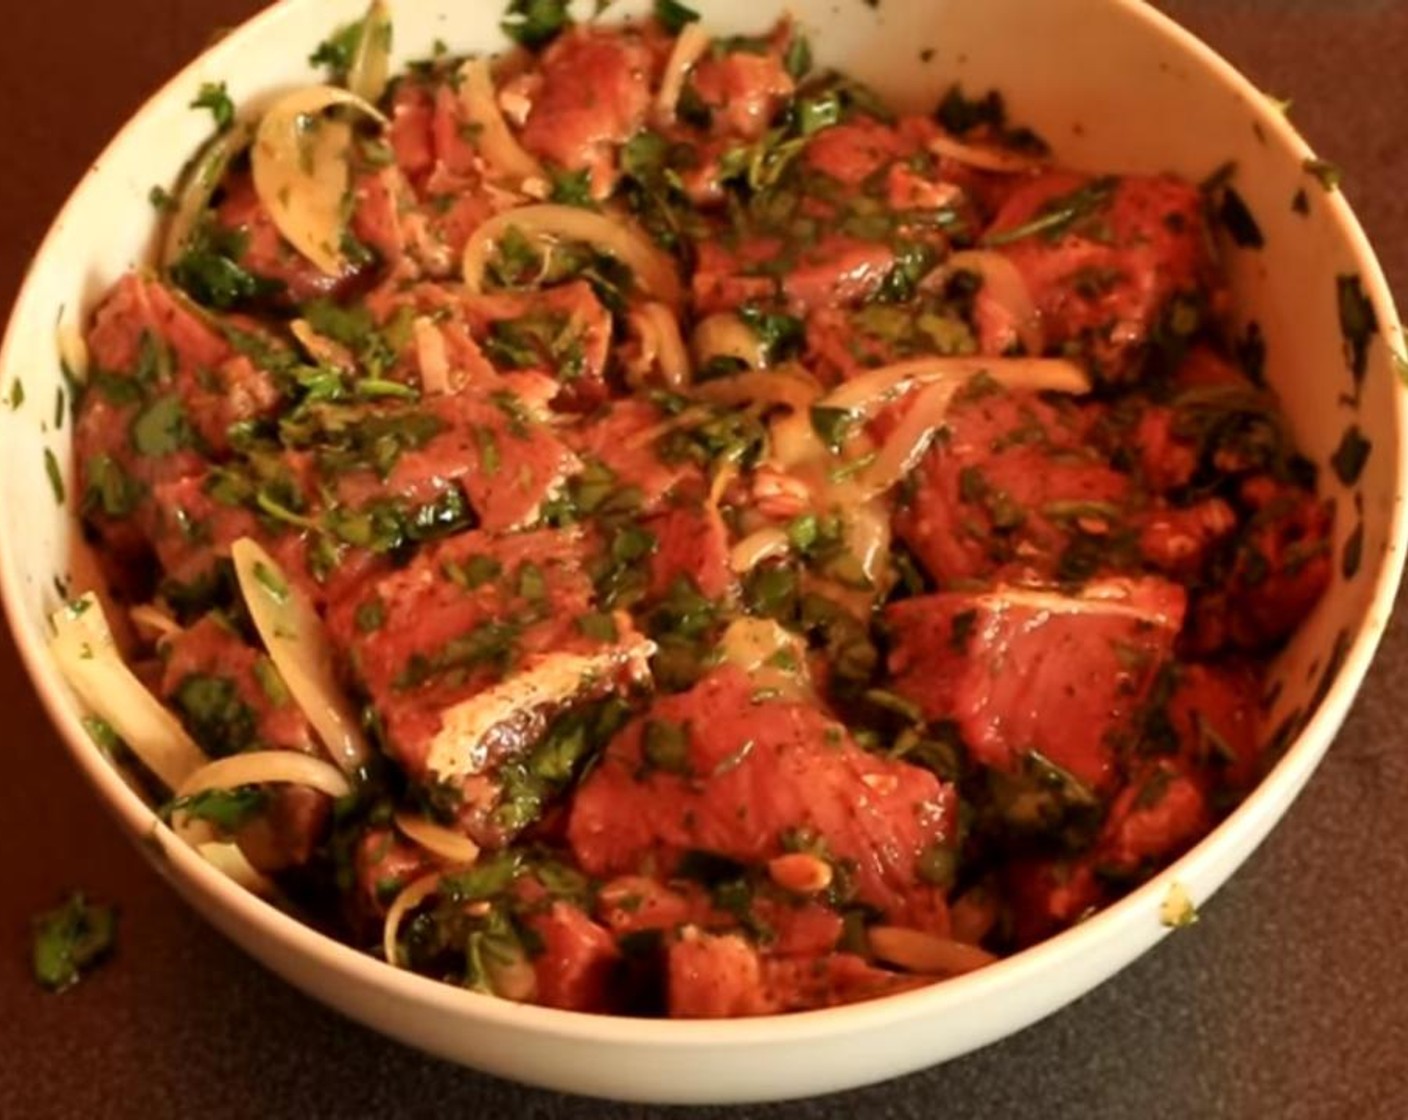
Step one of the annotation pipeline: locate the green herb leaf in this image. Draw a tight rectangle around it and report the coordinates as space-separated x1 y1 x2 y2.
653 0 699 34
43 448 65 505
31 892 116 992
130 395 194 457
164 786 269 831
191 81 235 132
1337 273 1378 388
1303 157 1342 192
501 0 571 50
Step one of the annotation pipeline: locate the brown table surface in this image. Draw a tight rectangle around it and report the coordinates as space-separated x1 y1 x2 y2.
3 2 1406 1117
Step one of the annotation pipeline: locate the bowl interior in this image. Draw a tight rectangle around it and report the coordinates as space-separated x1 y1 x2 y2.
0 0 1403 1104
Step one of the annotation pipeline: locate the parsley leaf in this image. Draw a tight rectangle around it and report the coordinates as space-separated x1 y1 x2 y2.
502 0 571 50
191 81 235 132
31 892 116 992
654 0 699 34
1303 157 1342 192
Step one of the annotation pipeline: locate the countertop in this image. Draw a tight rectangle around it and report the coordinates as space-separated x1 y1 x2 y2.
2 2 1406 1117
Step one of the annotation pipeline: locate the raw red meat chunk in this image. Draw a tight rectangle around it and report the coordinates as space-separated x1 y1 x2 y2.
987 173 1213 382
567 665 958 926
885 578 1187 791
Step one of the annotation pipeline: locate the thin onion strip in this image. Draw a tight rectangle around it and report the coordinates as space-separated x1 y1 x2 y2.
346 0 393 105
459 57 546 186
251 86 387 276
868 925 998 976
692 312 768 371
161 121 254 268
728 527 792 574
856 380 960 497
692 368 821 414
632 302 690 388
931 250 1043 356
195 841 279 897
393 812 482 866
929 132 1046 174
49 594 208 790
231 539 371 774
383 872 443 968
175 750 353 801
462 204 683 307
821 357 1089 418
655 23 711 126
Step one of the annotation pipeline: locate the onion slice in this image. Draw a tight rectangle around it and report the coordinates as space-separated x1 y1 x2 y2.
394 812 482 866
820 357 1090 419
929 132 1046 174
458 58 546 187
383 872 443 967
655 23 711 126
195 841 279 897
627 302 691 389
175 750 353 801
49 594 208 790
692 312 768 371
692 367 822 414
250 86 387 276
461 205 683 307
231 538 371 775
931 250 1043 357
868 925 998 976
346 0 393 105
728 527 792 575
161 120 254 269
855 380 960 497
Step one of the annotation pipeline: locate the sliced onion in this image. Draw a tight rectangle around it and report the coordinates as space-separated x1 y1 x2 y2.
868 925 998 976
622 406 710 451
290 319 356 371
821 357 1090 419
49 594 208 790
129 603 183 643
413 316 451 394
855 380 960 497
347 0 393 105
930 250 1042 356
929 132 1046 174
462 204 683 307
626 302 690 389
251 86 387 276
394 812 482 866
692 367 821 414
231 538 371 775
195 841 279 897
383 871 443 967
718 617 808 680
175 750 353 801
692 312 768 371
161 120 254 268
655 23 711 126
839 495 893 588
459 57 546 187
426 634 654 781
728 527 791 575
56 321 90 383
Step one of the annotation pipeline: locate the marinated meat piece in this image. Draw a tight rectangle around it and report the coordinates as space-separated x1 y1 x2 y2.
1190 477 1333 653
462 281 614 410
159 615 327 872
803 118 910 186
1002 856 1103 947
568 665 958 924
1137 499 1236 577
667 931 921 1018
646 502 735 602
893 383 1133 585
329 527 652 816
1094 759 1209 877
525 900 622 1012
885 579 1186 791
1165 662 1263 789
353 828 433 919
688 44 794 142
214 173 356 303
564 399 702 513
988 173 1211 382
159 614 315 754
328 391 582 533
519 26 654 196
387 80 437 185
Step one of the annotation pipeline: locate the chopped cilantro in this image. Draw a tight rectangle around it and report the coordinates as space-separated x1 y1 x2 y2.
164 786 269 831
653 0 699 34
1337 273 1378 389
501 0 571 50
1303 157 1342 192
31 892 116 992
548 167 596 208
130 395 194 457
191 81 235 132
171 673 257 756
44 448 65 505
642 718 691 774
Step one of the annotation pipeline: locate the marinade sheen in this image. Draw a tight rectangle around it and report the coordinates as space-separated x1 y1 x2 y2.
62 1 1332 1017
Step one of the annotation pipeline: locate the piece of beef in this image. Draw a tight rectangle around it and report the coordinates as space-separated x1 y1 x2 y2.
567 665 957 925
885 578 1187 791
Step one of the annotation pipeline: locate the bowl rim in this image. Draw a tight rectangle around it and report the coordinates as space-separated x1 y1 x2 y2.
2 0 1405 1053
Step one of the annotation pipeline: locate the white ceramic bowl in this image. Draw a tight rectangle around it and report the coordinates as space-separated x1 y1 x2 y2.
2 0 1404 1104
